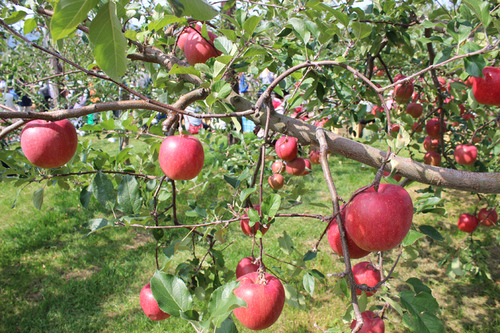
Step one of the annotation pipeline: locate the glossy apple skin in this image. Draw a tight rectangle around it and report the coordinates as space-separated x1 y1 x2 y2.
309 150 320 164
472 66 500 106
286 157 306 176
350 310 385 333
184 30 220 66
423 136 440 152
327 206 371 259
177 27 194 52
236 257 261 278
478 208 497 227
457 213 479 233
424 151 441 166
353 261 382 296
344 183 413 252
426 118 443 139
275 136 298 161
240 205 270 236
140 283 171 321
159 135 204 180
393 80 414 104
302 159 312 175
271 160 284 173
406 103 423 118
233 272 285 331
454 144 477 166
21 119 78 169
268 173 284 190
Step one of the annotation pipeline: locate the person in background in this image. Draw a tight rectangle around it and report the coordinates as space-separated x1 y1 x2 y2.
184 105 209 134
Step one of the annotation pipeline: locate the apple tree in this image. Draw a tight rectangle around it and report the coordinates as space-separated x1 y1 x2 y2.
0 0 499 332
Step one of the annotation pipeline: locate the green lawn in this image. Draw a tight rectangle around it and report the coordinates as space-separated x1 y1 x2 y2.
0 133 499 333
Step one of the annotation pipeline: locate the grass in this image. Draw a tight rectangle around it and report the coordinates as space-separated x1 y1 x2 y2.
0 132 499 333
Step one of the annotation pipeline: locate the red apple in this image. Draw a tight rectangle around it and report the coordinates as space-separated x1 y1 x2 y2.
478 208 498 227
268 173 284 190
390 124 400 134
353 261 382 296
159 135 204 180
139 283 171 321
240 205 270 236
438 77 447 92
393 79 414 104
236 257 261 278
406 103 423 118
457 213 479 233
424 151 441 166
423 136 440 152
302 159 312 175
411 122 423 133
462 113 475 121
286 157 306 176
233 272 285 330
426 118 443 139
275 136 298 161
327 206 371 259
371 105 384 116
350 310 385 333
271 160 284 173
309 150 320 164
177 27 194 52
344 183 413 252
383 171 401 182
184 30 221 66
454 144 477 166
472 66 500 106
20 119 78 169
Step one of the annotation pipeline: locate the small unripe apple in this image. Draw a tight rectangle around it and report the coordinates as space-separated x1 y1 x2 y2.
268 173 284 190
21 119 78 169
478 208 497 227
454 144 477 166
352 261 382 296
457 213 479 233
424 151 441 166
286 157 306 176
139 283 171 321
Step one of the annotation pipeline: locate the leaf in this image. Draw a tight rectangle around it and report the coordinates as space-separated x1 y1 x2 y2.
4 10 27 25
350 22 372 41
283 283 306 309
278 231 294 255
402 229 425 246
85 218 113 236
328 8 350 27
206 281 246 328
223 175 240 189
80 186 91 209
239 187 257 203
215 317 238 333
464 55 486 77
214 36 233 55
89 2 128 81
92 171 115 209
243 15 261 39
23 18 38 34
419 225 444 241
167 0 218 21
261 193 281 217
288 17 310 44
32 187 44 210
117 175 142 214
400 289 444 333
406 278 432 295
463 0 491 28
51 0 99 41
150 271 193 317
303 251 317 262
433 46 453 65
303 272 315 296
168 64 201 76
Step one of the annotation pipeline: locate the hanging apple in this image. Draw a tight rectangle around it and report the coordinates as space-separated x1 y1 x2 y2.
350 310 385 333
457 213 479 233
240 205 270 236
268 173 284 190
478 208 497 227
285 157 306 176
453 144 477 166
139 283 171 321
236 257 261 278
159 134 205 180
275 136 298 161
184 29 221 66
472 66 500 106
352 261 382 296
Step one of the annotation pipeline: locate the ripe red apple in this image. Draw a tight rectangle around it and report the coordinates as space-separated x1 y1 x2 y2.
371 105 384 116
423 136 440 152
406 103 423 118
352 261 382 296
159 135 204 180
472 66 500 106
240 205 270 236
327 206 371 259
426 118 443 139
139 283 171 321
177 27 195 52
268 173 284 190
411 121 423 133
20 119 78 169
478 208 498 227
275 136 298 161
462 113 475 121
272 160 285 173
350 310 385 333
309 150 320 164
457 213 479 233
454 144 477 165
302 159 312 175
233 272 285 330
286 157 306 176
236 257 261 278
424 151 441 166
393 79 414 104
184 30 221 66
437 77 447 92
344 183 413 252
383 171 401 182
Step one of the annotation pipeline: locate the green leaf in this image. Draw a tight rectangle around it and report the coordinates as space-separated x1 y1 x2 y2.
402 230 425 246
215 317 238 333
206 281 246 328
303 272 315 296
85 218 113 235
214 37 233 55
51 0 99 41
433 46 453 65
117 175 142 214
89 2 127 81
23 18 38 34
283 283 306 309
406 278 432 294
464 55 486 77
278 231 294 255
400 289 444 333
288 17 310 44
168 64 201 76
303 251 317 262
33 187 44 210
243 15 261 39
328 8 350 27
223 175 240 189
350 22 372 41
167 0 218 21
419 225 444 241
463 0 492 28
92 171 115 209
239 187 257 203
80 186 91 209
4 10 27 25
151 271 193 317
261 193 281 217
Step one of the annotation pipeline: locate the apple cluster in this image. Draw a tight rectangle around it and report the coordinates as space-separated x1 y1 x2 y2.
457 207 497 233
177 24 221 66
